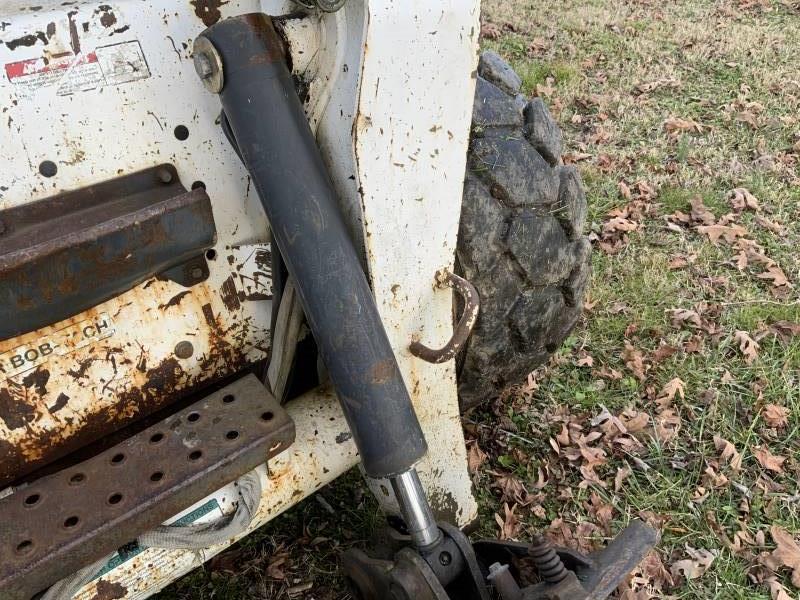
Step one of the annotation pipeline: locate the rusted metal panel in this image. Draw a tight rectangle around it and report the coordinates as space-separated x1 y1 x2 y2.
0 164 216 341
0 0 281 488
0 244 273 488
0 374 295 600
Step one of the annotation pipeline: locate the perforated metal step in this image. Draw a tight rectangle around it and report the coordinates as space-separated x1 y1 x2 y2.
0 374 294 600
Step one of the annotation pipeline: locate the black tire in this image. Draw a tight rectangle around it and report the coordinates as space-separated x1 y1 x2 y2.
456 52 591 411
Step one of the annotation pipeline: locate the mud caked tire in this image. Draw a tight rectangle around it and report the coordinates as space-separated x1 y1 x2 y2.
456 52 591 411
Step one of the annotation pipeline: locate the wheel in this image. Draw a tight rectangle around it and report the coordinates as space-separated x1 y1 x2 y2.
456 51 591 412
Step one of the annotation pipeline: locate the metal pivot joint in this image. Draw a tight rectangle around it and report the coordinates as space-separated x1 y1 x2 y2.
344 519 659 600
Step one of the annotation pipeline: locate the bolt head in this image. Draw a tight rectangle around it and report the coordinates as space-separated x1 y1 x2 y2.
192 37 223 94
174 341 194 359
191 267 204 280
194 52 213 80
157 168 173 184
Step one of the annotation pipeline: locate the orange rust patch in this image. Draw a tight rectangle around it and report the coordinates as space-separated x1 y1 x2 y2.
191 0 230 27
91 580 127 600
369 358 395 384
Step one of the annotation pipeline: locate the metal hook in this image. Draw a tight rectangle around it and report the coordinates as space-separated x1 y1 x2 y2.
410 271 480 364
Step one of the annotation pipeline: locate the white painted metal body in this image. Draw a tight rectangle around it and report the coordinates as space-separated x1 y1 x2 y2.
0 0 481 596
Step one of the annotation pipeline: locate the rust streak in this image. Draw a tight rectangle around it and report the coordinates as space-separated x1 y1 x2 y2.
369 359 395 385
22 367 49 396
48 392 70 413
0 385 35 431
91 580 127 600
190 0 230 27
220 276 241 312
67 10 81 55
97 8 118 28
5 31 48 51
158 290 191 311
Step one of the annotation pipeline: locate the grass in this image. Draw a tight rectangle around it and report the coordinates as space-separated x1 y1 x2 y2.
157 1 800 598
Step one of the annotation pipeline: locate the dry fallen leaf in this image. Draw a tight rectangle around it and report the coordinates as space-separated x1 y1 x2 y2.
762 404 790 429
657 378 686 403
668 308 702 330
653 409 681 443
480 22 501 40
690 196 716 225
664 116 703 136
697 224 748 244
736 111 760 129
623 341 648 382
466 440 487 474
614 465 632 492
634 77 679 95
266 553 289 580
495 503 522 540
757 265 790 288
762 526 800 588
734 330 760 364
765 577 793 600
770 321 800 341
714 435 743 471
753 446 787 473
621 409 650 433
729 187 760 212
668 253 695 270
670 546 716 580
576 351 595 367
491 471 530 504
755 214 785 234
703 465 729 489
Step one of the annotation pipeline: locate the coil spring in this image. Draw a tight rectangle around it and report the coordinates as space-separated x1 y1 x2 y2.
529 534 568 583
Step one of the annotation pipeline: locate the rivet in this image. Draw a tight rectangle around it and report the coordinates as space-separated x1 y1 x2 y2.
174 341 194 359
158 168 173 184
191 267 204 280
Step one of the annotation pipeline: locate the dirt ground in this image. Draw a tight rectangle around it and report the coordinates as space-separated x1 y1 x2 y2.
156 0 800 598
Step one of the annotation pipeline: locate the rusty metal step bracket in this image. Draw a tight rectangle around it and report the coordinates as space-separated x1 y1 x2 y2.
0 374 295 600
0 164 217 341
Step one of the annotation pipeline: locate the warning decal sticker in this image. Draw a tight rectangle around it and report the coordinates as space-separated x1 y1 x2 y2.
91 498 224 582
4 40 150 97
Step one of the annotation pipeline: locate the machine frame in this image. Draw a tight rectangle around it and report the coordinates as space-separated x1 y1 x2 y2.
0 1 481 596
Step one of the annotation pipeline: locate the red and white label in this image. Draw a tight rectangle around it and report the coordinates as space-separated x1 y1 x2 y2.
4 40 150 97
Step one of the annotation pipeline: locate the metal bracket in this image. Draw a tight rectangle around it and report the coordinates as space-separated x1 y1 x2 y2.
410 270 480 364
0 164 216 341
474 520 660 600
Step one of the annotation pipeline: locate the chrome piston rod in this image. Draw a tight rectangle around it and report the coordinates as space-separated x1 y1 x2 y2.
390 469 442 549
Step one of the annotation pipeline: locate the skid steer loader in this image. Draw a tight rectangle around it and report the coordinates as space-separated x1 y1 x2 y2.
0 1 658 598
